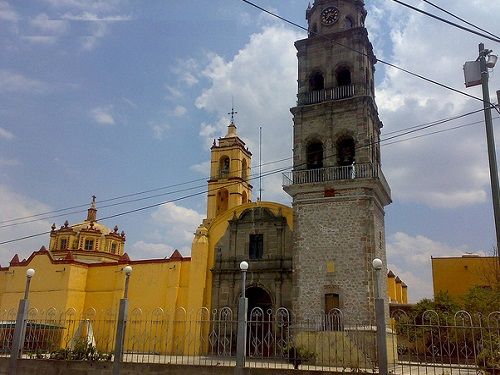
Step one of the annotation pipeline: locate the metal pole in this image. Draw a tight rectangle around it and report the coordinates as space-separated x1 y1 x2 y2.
9 274 33 375
235 268 248 373
113 270 131 375
374 267 388 375
479 43 500 261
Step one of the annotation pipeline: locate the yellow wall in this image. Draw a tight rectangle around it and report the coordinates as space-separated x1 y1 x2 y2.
432 255 498 299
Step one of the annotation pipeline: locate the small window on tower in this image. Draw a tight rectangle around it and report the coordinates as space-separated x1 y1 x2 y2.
60 238 68 250
249 234 263 259
343 17 353 29
309 72 324 91
336 67 351 86
111 243 117 254
220 156 230 178
84 239 94 251
307 141 324 169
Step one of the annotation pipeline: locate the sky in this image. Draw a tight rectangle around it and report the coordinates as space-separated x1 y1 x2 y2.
0 0 499 302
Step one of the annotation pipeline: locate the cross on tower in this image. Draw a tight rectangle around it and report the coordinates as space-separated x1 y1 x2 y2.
228 106 237 123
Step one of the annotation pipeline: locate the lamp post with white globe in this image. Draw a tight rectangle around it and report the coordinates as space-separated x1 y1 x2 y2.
235 261 249 372
113 265 133 375
372 258 388 375
9 268 36 375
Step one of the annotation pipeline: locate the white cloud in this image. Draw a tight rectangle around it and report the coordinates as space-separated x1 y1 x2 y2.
152 123 170 140
190 160 210 175
0 1 18 22
0 185 52 265
90 106 115 125
21 36 58 45
30 13 68 33
81 21 107 50
0 70 49 94
136 202 204 256
129 241 176 259
172 105 187 117
386 232 471 302
61 12 130 22
42 0 122 12
0 127 14 140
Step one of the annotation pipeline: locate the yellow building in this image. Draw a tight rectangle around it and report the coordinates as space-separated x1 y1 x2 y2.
432 254 499 300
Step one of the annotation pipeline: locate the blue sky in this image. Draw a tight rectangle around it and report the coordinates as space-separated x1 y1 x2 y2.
1 0 499 301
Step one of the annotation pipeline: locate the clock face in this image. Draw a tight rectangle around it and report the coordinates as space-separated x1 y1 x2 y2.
321 7 340 25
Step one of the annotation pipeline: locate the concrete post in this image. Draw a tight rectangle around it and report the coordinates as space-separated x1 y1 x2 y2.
112 266 132 375
373 259 388 375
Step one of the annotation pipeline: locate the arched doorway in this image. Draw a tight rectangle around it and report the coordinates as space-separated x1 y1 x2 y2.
246 286 272 315
245 286 273 357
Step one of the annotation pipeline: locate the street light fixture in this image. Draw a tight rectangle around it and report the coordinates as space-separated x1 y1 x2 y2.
372 258 388 375
236 261 249 372
9 268 36 375
113 265 133 375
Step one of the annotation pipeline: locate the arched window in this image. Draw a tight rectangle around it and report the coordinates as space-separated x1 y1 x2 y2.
343 17 353 29
242 191 248 204
307 141 323 169
336 67 351 86
309 23 318 36
216 188 229 215
309 71 324 91
242 159 248 180
219 156 230 178
336 137 355 166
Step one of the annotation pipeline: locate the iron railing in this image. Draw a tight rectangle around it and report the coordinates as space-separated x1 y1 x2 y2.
1 306 498 373
283 163 391 195
298 85 355 105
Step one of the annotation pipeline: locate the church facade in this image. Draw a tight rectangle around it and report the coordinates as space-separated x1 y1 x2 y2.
0 0 405 354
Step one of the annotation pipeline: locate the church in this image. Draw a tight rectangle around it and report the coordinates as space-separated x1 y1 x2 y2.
0 0 407 348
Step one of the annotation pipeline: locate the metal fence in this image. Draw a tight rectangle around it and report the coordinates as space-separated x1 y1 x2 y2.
1 306 499 373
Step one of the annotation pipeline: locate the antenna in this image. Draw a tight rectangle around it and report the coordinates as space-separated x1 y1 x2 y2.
259 126 262 201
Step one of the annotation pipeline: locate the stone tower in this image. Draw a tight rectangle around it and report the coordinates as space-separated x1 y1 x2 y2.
283 0 391 324
206 119 253 220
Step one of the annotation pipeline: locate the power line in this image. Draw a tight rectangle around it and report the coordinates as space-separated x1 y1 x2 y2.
1 110 495 246
1 106 492 229
420 0 500 41
390 0 500 43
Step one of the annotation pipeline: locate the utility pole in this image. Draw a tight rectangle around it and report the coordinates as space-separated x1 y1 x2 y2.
466 44 499 262
479 44 500 262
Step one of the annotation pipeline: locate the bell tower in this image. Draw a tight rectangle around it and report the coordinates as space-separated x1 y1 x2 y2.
284 0 391 323
206 116 252 220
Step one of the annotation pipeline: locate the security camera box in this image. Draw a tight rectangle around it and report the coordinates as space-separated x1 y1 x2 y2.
463 61 481 87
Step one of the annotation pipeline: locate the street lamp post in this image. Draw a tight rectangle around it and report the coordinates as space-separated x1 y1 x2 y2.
235 261 249 373
9 268 35 375
113 265 132 375
373 259 388 375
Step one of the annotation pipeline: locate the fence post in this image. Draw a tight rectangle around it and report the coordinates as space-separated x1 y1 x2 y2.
373 259 388 375
9 268 35 375
113 265 132 375
235 261 249 375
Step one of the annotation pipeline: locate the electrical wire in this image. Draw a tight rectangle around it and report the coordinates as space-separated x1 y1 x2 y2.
391 0 500 43
1 105 493 229
1 110 496 246
420 0 500 41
